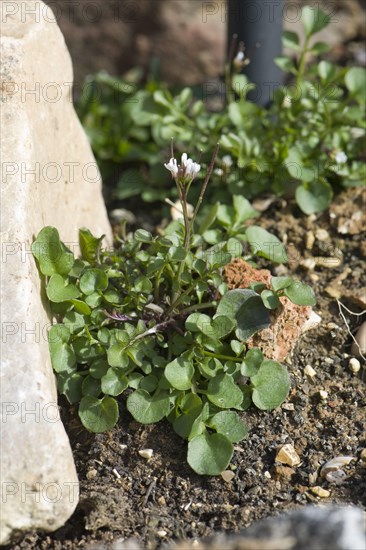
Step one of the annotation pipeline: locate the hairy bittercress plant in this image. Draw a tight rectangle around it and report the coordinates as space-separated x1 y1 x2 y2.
32 147 315 475
78 5 365 217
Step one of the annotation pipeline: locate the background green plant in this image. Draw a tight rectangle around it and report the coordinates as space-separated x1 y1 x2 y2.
78 5 365 218
32 192 315 474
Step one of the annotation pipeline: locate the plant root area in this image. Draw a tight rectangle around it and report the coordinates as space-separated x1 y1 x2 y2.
11 190 366 549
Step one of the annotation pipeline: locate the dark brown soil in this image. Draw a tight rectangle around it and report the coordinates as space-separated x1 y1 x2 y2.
10 190 366 549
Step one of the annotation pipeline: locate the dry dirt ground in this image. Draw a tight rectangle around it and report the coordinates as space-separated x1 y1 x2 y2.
9 188 366 550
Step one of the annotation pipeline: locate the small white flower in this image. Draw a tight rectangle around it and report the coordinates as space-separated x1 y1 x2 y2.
235 51 245 63
164 152 200 182
164 157 178 177
334 151 347 164
222 155 233 167
214 168 224 176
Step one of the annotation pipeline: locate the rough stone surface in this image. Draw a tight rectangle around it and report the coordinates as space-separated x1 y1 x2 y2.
0 1 112 544
91 506 366 550
223 259 316 361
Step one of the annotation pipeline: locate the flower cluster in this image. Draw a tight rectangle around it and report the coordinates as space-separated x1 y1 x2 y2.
164 153 201 183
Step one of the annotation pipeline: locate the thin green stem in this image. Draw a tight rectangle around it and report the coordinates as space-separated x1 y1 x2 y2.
179 302 216 315
203 350 242 363
295 36 311 88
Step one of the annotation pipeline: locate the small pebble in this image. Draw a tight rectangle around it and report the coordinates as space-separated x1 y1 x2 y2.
119 444 128 451
276 444 301 467
221 470 235 482
310 486 331 498
282 403 295 411
112 468 121 480
326 470 347 484
306 231 315 249
304 365 317 380
349 357 361 373
315 228 330 241
319 390 328 400
320 456 355 477
360 449 366 462
157 530 167 538
264 470 272 479
139 449 153 460
158 496 166 506
86 469 97 480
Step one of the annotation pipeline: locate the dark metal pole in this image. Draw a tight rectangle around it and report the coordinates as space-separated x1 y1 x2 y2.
228 0 283 106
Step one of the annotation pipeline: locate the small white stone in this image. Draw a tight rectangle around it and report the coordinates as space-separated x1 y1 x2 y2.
304 365 317 380
221 470 235 482
320 456 355 477
349 357 361 373
306 231 315 250
302 311 321 333
310 486 331 498
315 228 330 241
112 468 121 480
319 390 328 400
157 530 167 537
119 444 128 451
276 444 301 467
264 471 272 479
139 449 153 460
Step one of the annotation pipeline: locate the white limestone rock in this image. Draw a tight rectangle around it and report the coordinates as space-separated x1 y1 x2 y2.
0 1 112 544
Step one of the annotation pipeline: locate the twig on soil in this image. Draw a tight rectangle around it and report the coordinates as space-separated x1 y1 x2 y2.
336 299 366 361
143 477 157 506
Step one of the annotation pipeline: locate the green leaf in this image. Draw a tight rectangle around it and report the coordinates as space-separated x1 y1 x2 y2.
207 373 243 409
89 358 109 379
207 411 248 443
79 228 104 263
301 6 330 37
345 67 366 99
79 395 119 432
233 195 259 224
82 375 102 397
51 343 76 373
173 406 204 440
127 389 170 424
107 343 130 369
216 289 271 341
251 360 290 410
70 299 91 315
282 30 300 50
275 56 297 74
165 357 194 391
31 226 74 276
310 41 330 54
296 180 333 214
134 229 153 243
241 348 264 377
198 357 224 380
318 61 336 82
270 277 293 292
133 275 153 293
261 289 280 309
284 281 316 306
79 268 108 295
187 433 233 475
101 367 129 396
46 274 80 303
245 226 287 263
57 372 83 404
198 203 219 234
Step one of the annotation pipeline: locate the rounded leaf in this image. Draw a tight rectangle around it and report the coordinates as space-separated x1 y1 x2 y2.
46 274 80 303
207 373 243 409
207 411 248 443
101 367 128 396
251 360 290 410
187 433 234 475
127 389 170 424
165 357 194 391
80 268 108 295
79 395 119 432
